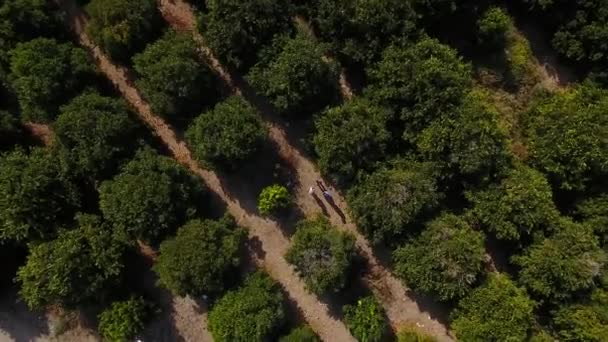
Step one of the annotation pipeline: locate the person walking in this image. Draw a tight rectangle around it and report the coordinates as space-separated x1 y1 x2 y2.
323 190 332 200
308 186 314 196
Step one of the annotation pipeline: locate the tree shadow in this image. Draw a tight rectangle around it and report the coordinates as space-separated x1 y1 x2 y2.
0 286 50 342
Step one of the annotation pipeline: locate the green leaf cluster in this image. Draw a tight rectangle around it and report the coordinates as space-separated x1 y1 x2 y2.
257 184 291 216
98 297 148 342
343 296 386 342
279 326 320 342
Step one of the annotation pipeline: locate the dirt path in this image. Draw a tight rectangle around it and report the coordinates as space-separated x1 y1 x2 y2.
56 1 355 341
158 1 453 340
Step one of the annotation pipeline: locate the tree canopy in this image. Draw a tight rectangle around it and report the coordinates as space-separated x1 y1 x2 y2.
313 98 390 185
8 38 94 122
553 289 608 342
576 194 608 246
133 30 217 119
257 184 291 216
311 0 418 66
451 273 535 341
53 92 138 181
247 32 339 116
86 0 160 62
208 271 286 342
343 296 387 342
154 215 246 297
467 165 559 242
0 148 80 242
347 161 441 244
199 0 293 71
367 37 472 143
524 83 608 192
99 149 205 243
512 218 606 302
98 297 148 342
186 96 266 170
0 110 20 150
393 213 486 301
279 326 320 342
17 214 125 309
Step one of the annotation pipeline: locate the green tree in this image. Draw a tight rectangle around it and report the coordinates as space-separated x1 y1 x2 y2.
367 38 472 143
54 92 137 181
86 0 160 62
393 213 486 301
0 148 80 242
186 96 266 170
258 184 291 216
512 219 606 302
451 273 535 341
524 83 608 191
209 271 285 342
312 0 417 66
416 89 512 178
467 165 559 242
343 296 386 342
98 297 148 342
8 38 94 122
99 149 205 243
200 0 293 70
553 289 608 342
286 216 356 294
17 214 125 309
576 194 608 245
247 32 339 116
313 98 390 185
133 30 217 119
154 215 246 297
478 7 512 47
279 326 320 342
347 161 441 244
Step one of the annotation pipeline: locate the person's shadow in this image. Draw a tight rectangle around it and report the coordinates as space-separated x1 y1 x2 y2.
324 195 347 224
311 192 329 217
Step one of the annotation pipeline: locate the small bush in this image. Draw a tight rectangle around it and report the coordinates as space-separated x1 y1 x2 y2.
343 296 386 342
258 184 291 216
478 7 512 47
279 325 320 342
98 297 148 342
506 34 536 85
397 325 437 342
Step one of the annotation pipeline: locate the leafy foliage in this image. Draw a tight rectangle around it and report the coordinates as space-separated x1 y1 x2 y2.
279 326 320 342
347 161 441 244
208 272 285 342
98 297 148 342
257 184 291 216
17 214 125 309
313 98 390 185
467 165 559 242
478 7 512 47
553 289 608 342
54 92 137 181
311 0 418 66
0 148 80 242
200 0 293 70
524 83 608 191
397 325 437 342
0 110 20 150
416 89 511 178
133 30 217 118
86 0 159 62
512 219 606 302
8 38 94 122
393 213 486 301
367 38 472 143
451 273 535 341
99 149 205 243
187 96 266 170
343 296 386 342
247 32 339 116
154 215 246 297
576 194 608 245
286 216 356 294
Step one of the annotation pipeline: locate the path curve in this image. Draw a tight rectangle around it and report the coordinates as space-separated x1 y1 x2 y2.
157 1 453 340
56 1 355 341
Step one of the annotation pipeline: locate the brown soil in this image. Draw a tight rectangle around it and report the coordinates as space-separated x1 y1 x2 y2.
22 122 53 146
55 0 356 341
158 1 453 341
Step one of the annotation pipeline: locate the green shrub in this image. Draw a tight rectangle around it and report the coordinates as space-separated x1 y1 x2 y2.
397 325 437 342
279 326 320 342
208 271 285 342
343 296 386 342
98 297 147 342
478 7 512 47
258 184 291 216
505 34 535 85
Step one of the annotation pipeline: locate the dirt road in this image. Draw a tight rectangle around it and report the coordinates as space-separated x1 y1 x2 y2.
56 0 355 341
157 1 453 341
